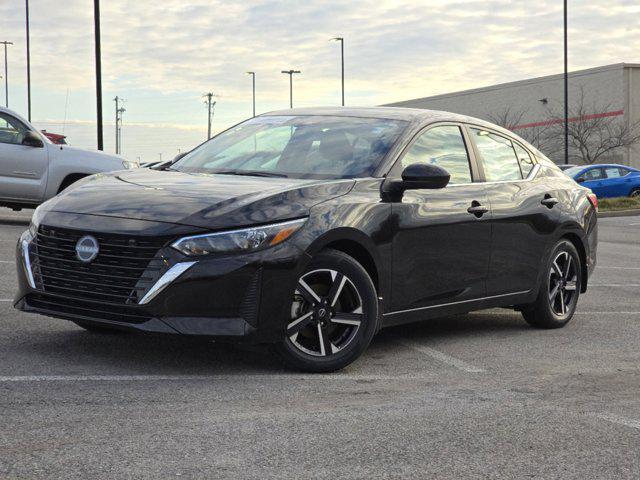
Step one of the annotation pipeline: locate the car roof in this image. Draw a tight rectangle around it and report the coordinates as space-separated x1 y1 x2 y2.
582 164 637 170
261 106 513 131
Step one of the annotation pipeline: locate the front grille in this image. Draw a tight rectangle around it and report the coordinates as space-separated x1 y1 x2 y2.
25 293 151 324
31 225 170 304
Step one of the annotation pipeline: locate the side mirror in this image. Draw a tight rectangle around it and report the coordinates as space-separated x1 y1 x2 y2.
22 131 44 148
401 163 450 190
576 177 585 184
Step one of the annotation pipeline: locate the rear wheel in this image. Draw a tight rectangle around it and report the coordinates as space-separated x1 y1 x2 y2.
521 240 581 329
274 249 378 372
630 188 640 198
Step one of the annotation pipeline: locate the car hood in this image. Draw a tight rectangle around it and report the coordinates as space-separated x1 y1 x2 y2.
42 168 355 229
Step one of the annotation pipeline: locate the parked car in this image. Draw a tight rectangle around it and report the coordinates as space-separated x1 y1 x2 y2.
564 164 640 198
0 106 135 210
15 107 598 372
557 163 578 171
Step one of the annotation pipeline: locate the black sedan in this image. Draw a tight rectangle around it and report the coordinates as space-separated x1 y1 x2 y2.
15 107 598 372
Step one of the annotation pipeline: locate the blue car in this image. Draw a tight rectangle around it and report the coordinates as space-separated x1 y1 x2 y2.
564 164 640 198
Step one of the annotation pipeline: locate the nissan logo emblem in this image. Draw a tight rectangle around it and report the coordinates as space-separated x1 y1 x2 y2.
75 235 99 263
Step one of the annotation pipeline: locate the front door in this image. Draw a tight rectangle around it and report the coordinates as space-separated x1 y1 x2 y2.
0 112 48 202
390 124 492 312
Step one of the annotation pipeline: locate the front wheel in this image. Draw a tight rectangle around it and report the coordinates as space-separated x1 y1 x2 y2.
630 188 640 198
521 240 581 329
274 249 378 372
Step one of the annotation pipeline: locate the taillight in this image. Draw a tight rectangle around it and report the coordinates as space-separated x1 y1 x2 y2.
587 193 598 212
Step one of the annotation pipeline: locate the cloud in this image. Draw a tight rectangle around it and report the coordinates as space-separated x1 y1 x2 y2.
1 0 639 161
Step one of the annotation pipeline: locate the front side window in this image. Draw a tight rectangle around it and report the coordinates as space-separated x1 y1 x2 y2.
0 113 29 146
400 125 472 184
579 168 605 181
471 129 522 182
173 115 407 179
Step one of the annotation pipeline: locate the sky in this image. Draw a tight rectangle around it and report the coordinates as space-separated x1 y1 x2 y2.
1 0 639 162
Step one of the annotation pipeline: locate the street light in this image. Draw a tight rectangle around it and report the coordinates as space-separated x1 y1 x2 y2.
0 41 13 108
563 0 569 165
331 37 344 106
281 69 301 109
246 71 255 117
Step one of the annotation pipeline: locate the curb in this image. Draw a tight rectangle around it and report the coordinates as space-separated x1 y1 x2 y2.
599 209 640 218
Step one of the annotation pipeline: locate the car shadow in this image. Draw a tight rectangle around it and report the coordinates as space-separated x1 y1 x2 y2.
19 310 530 375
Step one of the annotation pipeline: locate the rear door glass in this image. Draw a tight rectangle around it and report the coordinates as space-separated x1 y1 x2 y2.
470 129 522 181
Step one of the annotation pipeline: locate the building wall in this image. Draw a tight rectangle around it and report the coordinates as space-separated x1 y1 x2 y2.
385 64 640 168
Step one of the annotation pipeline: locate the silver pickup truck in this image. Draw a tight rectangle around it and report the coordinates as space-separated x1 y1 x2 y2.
0 106 135 210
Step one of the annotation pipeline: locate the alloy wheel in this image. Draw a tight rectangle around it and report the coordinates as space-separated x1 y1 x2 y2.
287 269 363 357
631 189 640 198
548 251 578 316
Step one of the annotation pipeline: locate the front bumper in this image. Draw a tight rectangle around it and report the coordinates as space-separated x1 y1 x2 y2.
14 214 309 343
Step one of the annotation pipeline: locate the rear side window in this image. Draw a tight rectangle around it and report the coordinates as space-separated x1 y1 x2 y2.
401 125 472 184
471 129 522 181
513 143 534 178
604 167 622 179
619 168 631 177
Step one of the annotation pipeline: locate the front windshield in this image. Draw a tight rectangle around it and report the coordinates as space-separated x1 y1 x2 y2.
173 115 407 179
563 166 584 177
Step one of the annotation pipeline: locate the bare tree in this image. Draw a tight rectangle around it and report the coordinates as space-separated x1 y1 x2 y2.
545 86 640 164
487 106 553 153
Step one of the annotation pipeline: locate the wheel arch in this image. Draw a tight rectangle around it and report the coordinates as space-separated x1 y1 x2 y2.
560 232 589 293
57 173 90 193
304 228 383 296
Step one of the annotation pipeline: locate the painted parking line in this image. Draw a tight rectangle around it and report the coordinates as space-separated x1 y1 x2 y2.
0 260 14 264
589 284 640 287
596 266 640 270
392 338 485 373
0 373 436 383
593 412 640 431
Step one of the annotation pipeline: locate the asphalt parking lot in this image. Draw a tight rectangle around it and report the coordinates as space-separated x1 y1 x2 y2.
0 210 639 479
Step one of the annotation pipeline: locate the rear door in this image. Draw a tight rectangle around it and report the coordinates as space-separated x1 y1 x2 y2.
467 127 557 297
0 112 48 202
601 166 629 198
389 123 492 313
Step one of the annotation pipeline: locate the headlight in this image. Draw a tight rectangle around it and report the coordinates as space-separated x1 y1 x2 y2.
171 218 306 256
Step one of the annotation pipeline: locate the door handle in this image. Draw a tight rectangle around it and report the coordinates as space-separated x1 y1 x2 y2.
467 201 489 217
541 196 559 208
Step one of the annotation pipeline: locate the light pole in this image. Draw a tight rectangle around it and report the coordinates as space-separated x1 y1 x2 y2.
0 41 13 108
563 0 569 165
25 0 31 120
331 37 344 106
93 0 104 150
281 70 301 109
246 71 255 117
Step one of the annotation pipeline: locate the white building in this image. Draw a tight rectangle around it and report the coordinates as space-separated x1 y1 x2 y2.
385 63 640 168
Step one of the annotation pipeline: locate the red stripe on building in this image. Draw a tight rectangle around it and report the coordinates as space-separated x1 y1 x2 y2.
511 109 624 131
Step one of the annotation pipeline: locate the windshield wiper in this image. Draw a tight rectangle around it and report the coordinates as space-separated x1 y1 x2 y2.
213 170 288 178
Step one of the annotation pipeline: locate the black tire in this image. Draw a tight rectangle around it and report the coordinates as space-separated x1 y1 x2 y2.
274 249 378 373
630 188 640 198
521 240 581 329
73 321 122 334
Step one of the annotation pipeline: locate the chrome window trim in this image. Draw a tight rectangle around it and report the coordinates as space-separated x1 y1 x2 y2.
444 164 540 188
138 261 197 305
384 290 531 316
